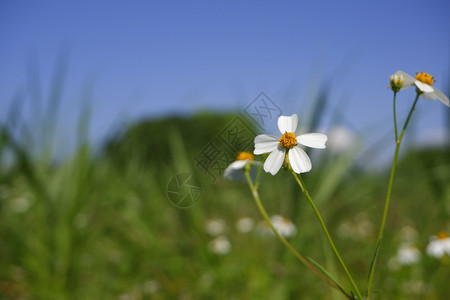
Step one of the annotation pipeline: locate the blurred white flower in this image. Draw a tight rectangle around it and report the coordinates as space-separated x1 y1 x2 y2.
208 235 231 255
235 217 254 233
354 213 373 238
396 243 421 266
426 232 450 259
142 280 160 295
327 126 355 153
400 226 418 243
117 294 132 300
337 213 373 241
337 221 354 239
391 71 449 107
270 215 297 238
198 272 214 289
204 219 226 236
10 197 31 213
401 279 427 295
254 114 327 175
223 152 261 181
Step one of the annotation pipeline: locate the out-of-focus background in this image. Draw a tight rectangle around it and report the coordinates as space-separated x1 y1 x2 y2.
0 1 449 299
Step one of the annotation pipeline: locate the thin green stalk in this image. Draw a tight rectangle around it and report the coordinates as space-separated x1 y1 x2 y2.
244 170 353 299
399 92 420 141
393 91 398 141
291 171 364 300
366 93 420 298
254 164 263 190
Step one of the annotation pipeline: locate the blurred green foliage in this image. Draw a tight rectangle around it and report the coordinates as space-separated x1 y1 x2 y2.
103 112 255 168
0 109 449 299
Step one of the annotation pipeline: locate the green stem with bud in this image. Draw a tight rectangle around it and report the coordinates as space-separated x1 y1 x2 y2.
366 92 420 298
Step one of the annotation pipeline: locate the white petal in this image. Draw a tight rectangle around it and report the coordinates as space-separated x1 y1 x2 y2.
223 167 243 181
254 134 279 154
278 114 298 134
229 160 248 170
263 148 285 175
394 71 415 89
289 146 312 173
223 160 247 180
297 133 327 149
415 80 434 93
422 88 450 107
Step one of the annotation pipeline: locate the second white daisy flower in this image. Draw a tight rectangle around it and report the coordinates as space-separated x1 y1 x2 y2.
391 71 449 107
254 114 327 175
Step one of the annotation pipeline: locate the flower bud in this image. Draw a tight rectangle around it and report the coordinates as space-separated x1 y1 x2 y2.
390 74 405 92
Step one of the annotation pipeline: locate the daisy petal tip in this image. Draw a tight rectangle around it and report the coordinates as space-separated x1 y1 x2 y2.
278 114 298 133
288 147 312 174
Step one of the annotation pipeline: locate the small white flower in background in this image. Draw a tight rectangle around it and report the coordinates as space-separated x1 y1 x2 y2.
208 235 231 255
401 279 427 296
327 126 355 153
10 197 31 213
236 217 255 233
270 215 297 238
390 71 450 107
254 114 327 175
396 243 421 266
117 294 132 300
400 226 418 243
223 152 261 180
337 213 373 241
142 280 160 295
426 232 450 259
198 272 214 289
204 219 226 236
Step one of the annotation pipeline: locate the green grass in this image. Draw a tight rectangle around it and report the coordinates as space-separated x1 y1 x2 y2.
0 112 449 299
0 63 449 299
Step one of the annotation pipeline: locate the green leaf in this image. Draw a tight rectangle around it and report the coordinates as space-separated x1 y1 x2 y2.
306 256 350 298
366 239 382 297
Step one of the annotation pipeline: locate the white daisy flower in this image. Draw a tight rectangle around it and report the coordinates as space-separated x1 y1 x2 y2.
426 232 450 259
270 215 297 238
391 71 449 107
223 152 261 180
254 114 327 175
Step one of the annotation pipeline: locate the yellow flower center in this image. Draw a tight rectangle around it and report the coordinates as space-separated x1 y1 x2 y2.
415 72 434 85
279 132 297 149
236 152 254 161
436 232 449 240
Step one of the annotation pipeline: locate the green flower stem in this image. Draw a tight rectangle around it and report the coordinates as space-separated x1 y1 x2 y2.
244 170 353 299
254 164 263 190
291 171 363 300
393 91 398 141
366 92 420 298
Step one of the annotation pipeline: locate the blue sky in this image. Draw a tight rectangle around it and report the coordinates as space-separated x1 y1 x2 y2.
1 0 449 154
